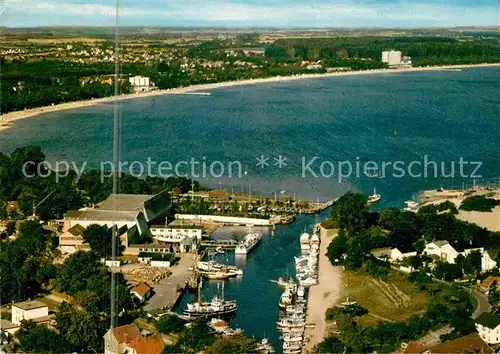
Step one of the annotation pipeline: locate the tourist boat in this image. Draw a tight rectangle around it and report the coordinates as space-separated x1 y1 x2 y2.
198 269 241 279
277 315 306 329
367 188 381 204
298 276 317 287
300 232 310 252
403 200 419 213
280 326 305 335
234 232 262 254
283 340 302 352
183 283 237 319
279 289 293 310
256 338 275 354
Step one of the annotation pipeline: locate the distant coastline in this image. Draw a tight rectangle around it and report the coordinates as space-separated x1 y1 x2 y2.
1 63 499 132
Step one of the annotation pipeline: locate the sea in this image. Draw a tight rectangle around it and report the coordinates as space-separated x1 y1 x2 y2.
1 66 499 350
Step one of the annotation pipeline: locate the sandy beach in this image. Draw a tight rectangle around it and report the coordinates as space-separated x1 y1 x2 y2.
0 63 499 132
303 227 342 353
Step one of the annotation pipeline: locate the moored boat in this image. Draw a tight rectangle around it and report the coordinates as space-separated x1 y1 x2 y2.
183 283 237 319
367 188 381 204
235 232 262 254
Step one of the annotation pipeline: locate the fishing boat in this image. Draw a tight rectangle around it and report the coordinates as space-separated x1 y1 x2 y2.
282 333 303 342
197 269 241 279
183 283 237 319
277 314 306 329
197 261 243 275
272 277 296 287
283 340 302 353
234 232 262 254
297 286 305 298
310 232 320 246
367 188 381 204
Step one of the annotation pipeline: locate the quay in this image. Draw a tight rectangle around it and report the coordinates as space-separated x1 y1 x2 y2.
168 91 211 96
143 255 197 313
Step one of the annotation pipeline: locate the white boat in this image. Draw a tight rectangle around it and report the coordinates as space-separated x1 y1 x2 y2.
283 341 302 350
298 277 317 287
279 289 293 310
367 188 381 204
403 200 419 213
282 333 303 342
197 261 243 275
297 286 305 298
310 232 320 245
183 283 237 319
235 232 262 254
277 315 306 328
257 338 275 354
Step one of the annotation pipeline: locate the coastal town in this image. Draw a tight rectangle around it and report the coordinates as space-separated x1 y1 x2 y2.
0 19 499 354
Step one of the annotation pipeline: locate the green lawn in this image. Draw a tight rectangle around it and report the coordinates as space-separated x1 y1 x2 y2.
341 270 429 326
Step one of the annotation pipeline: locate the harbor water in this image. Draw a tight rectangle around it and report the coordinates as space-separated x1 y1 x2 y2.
175 210 328 350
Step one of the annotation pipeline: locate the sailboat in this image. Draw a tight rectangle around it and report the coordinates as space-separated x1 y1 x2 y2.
367 188 381 204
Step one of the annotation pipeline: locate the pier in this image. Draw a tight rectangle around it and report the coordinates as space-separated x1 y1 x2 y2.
143 255 196 313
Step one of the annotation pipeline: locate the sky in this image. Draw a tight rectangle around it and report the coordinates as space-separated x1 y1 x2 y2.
2 0 499 28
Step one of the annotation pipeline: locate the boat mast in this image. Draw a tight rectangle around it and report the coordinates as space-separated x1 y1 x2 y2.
198 281 202 305
221 282 225 300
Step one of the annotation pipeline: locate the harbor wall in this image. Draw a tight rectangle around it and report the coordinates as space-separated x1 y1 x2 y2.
175 214 271 226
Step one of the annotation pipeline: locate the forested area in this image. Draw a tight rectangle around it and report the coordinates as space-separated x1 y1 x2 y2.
0 146 201 221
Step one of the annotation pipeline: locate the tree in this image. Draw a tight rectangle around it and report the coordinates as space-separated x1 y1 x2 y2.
330 192 368 233
489 281 500 314
177 319 215 353
205 334 258 354
17 320 69 353
82 224 119 258
157 314 187 334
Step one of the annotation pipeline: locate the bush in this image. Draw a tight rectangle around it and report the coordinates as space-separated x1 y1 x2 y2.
157 314 187 334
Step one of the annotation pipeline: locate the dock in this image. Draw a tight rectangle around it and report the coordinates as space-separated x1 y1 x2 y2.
143 255 196 313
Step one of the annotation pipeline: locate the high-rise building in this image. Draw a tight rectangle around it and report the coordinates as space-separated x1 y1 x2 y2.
382 50 402 66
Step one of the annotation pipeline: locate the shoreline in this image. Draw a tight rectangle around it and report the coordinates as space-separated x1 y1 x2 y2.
303 227 341 353
1 62 499 132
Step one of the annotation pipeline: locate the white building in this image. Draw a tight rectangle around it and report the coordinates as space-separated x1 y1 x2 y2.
390 248 417 262
129 75 151 92
482 250 498 272
150 224 203 253
382 50 402 66
12 300 49 326
423 240 483 264
130 282 152 303
475 312 500 344
59 224 90 254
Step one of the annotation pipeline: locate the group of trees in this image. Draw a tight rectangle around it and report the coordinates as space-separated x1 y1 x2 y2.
460 195 500 212
0 145 202 221
264 36 500 66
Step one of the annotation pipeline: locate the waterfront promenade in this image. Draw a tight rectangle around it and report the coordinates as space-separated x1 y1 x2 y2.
303 227 342 353
144 255 196 313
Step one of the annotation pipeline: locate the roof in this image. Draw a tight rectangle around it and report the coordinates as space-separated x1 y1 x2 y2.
98 194 153 212
64 209 138 221
0 319 18 330
426 333 492 354
168 224 203 230
130 282 151 297
129 244 171 250
111 324 142 344
67 224 86 236
127 334 165 354
371 247 392 258
476 312 500 329
404 342 426 354
487 249 499 260
433 240 449 247
481 276 500 288
208 189 228 198
12 300 47 311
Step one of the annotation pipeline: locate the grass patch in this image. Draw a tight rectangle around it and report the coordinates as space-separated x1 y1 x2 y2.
341 270 429 326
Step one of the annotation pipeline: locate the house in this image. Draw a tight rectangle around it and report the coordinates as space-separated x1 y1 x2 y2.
480 276 500 294
423 332 491 353
391 248 417 262
129 76 152 92
59 224 90 254
11 300 49 326
130 282 152 303
423 240 483 264
208 189 229 201
482 249 498 272
476 312 500 344
125 333 165 354
137 252 174 267
104 324 142 354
